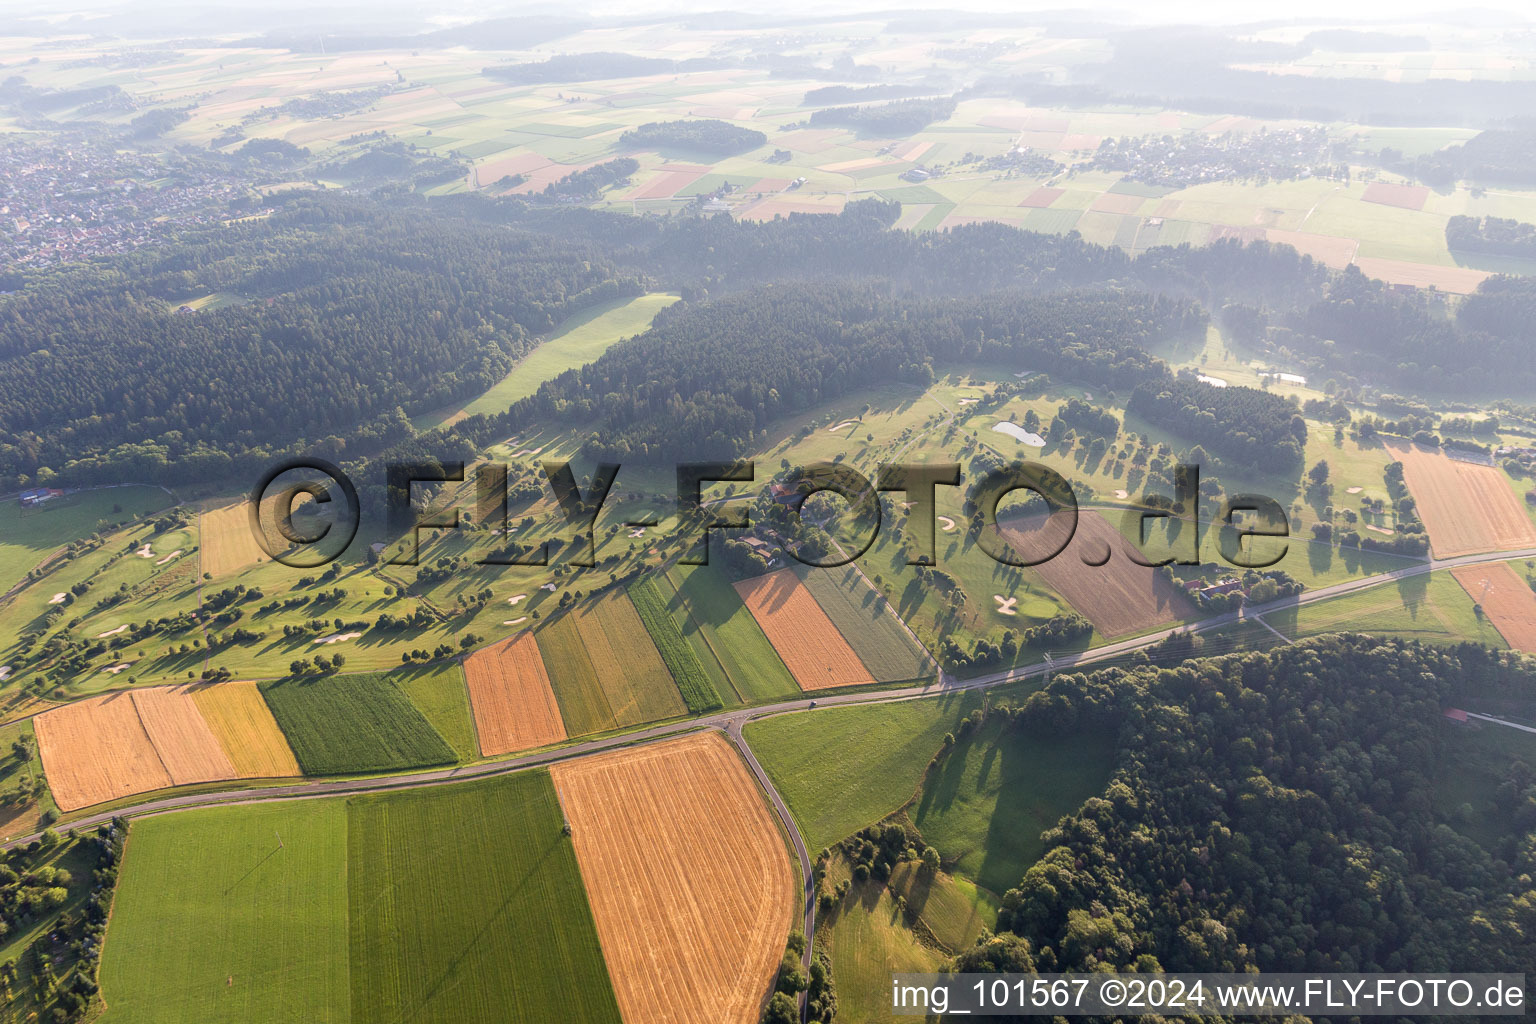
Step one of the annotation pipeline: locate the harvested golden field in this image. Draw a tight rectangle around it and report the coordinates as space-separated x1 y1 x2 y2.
1001 511 1195 637
35 695 172 811
735 569 875 691
1452 563 1536 652
131 686 235 786
189 680 302 778
1392 442 1536 557
553 732 795 1024
198 498 265 577
462 633 568 755
1354 257 1490 295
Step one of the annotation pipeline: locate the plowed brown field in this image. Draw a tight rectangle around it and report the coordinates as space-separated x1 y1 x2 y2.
1000 510 1195 636
1453 563 1536 651
35 694 172 811
1393 443 1536 557
552 732 795 1024
462 633 567 755
188 680 301 778
131 686 235 786
735 569 874 691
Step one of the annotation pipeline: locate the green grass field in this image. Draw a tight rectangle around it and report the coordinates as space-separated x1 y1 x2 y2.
0 485 172 596
660 563 800 704
910 720 1117 895
412 292 679 431
628 576 724 713
1263 571 1507 648
99 800 351 1024
100 772 620 1024
348 772 621 1024
748 689 1003 854
885 860 997 953
259 672 457 775
535 612 615 736
822 878 944 1024
394 664 480 763
798 565 935 684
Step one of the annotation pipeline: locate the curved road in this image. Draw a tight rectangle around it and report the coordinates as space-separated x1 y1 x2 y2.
10 540 1536 991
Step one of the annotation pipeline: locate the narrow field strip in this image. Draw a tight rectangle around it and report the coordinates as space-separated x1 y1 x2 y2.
462 633 568 756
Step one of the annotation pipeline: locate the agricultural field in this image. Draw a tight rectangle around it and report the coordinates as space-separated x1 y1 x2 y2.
562 589 688 728
0 485 171 597
99 800 352 1024
258 672 457 775
552 732 795 1024
1390 442 1536 557
35 694 173 811
747 689 995 854
393 664 480 762
130 686 236 786
189 681 302 779
626 577 725 713
1263 570 1507 648
1002 511 1197 638
99 770 617 1024
797 565 936 683
348 773 621 1024
462 633 568 756
735 568 877 691
654 563 800 705
908 719 1117 896
198 498 270 578
1451 562 1536 652
413 291 680 431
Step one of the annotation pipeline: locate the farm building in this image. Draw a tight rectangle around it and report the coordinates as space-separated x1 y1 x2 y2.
18 487 63 507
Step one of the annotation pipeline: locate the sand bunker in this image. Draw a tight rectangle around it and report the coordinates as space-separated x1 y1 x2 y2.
937 515 957 533
993 422 1046 446
96 625 128 638
828 420 857 432
312 631 362 645
1197 374 1228 387
507 594 527 605
103 663 131 675
1366 524 1395 535
958 398 979 405
0 667 9 682
1114 489 1129 499
502 616 529 626
49 593 67 605
541 582 557 592
1346 486 1364 494
155 550 182 565
134 543 154 558
994 595 1019 616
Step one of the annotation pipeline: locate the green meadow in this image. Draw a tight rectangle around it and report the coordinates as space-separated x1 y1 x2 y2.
412 291 679 431
100 771 619 1024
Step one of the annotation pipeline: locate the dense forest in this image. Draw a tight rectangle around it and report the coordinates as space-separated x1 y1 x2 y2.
618 119 767 155
478 284 1201 461
0 200 641 487
8 188 1536 490
1446 214 1536 259
805 97 958 135
986 636 1536 974
1129 377 1306 474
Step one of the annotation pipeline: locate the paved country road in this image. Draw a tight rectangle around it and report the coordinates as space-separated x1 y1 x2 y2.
10 540 1536 985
